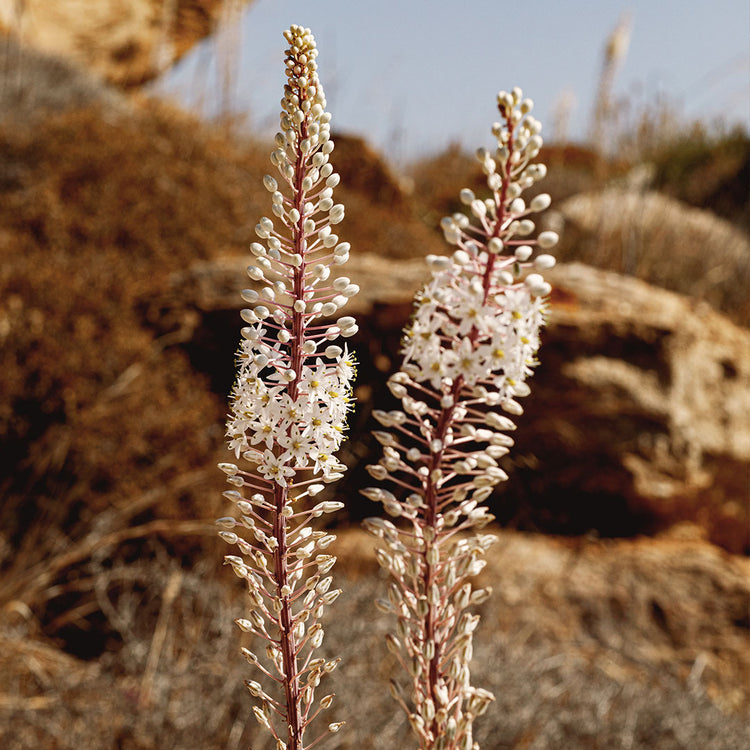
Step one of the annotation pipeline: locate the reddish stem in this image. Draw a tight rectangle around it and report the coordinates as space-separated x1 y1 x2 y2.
482 117 515 303
418 109 516 747
274 483 302 747
274 81 311 750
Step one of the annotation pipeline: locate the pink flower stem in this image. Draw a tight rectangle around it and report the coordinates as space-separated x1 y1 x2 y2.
417 108 517 747
421 377 461 744
273 84 311 750
481 118 515 301
273 482 302 748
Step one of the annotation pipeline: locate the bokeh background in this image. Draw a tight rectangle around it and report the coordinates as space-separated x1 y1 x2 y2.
0 1 748 748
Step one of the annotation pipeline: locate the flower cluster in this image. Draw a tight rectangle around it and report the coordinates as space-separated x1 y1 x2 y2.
227 343 356 485
218 25 355 750
364 88 557 750
402 264 547 394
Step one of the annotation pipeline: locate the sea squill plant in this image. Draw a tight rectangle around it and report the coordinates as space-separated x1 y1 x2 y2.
363 88 558 749
217 25 357 750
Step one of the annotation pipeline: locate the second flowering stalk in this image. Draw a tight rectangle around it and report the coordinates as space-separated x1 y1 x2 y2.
364 88 558 750
218 26 357 750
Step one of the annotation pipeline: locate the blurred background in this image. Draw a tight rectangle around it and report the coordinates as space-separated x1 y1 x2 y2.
0 1 748 748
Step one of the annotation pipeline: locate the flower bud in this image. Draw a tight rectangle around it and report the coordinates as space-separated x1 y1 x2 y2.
534 253 556 270
530 193 551 212
537 230 559 249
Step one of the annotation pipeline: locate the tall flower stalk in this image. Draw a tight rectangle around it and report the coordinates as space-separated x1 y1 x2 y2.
218 25 357 750
364 88 558 750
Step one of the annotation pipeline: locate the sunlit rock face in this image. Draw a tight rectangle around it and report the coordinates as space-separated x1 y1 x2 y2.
0 0 254 88
509 263 750 553
165 254 750 553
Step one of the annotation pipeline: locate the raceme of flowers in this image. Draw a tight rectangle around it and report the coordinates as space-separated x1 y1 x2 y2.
218 25 355 750
227 341 356 485
363 88 558 750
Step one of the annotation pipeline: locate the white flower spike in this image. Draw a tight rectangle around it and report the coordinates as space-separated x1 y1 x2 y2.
219 26 354 750
365 88 556 750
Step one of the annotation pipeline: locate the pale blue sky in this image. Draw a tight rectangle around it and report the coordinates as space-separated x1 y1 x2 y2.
155 0 750 162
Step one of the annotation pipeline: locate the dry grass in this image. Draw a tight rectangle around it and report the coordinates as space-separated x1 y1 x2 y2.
548 188 750 324
1 529 748 749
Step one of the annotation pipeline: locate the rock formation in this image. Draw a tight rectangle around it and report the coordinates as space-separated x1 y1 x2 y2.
167 255 750 552
0 0 254 89
514 262 750 553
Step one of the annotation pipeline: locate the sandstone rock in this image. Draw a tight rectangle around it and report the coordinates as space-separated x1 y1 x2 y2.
167 251 429 317
510 262 750 552
0 0 254 89
168 255 750 551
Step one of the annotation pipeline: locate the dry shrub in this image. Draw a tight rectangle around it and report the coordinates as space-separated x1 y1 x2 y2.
0 100 274 644
0 101 269 268
1 530 748 749
331 133 412 216
630 121 750 230
408 142 624 232
550 189 750 324
408 144 486 230
332 188 441 261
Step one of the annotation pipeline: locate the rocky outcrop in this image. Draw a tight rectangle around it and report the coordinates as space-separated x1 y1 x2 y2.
168 255 750 551
0 0 254 89
512 262 750 552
